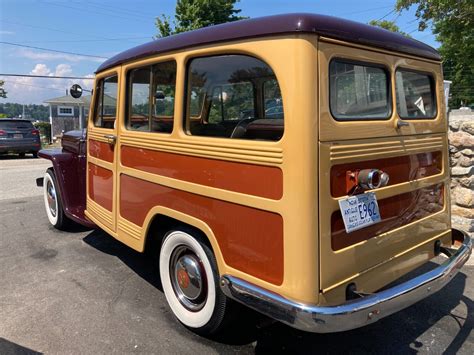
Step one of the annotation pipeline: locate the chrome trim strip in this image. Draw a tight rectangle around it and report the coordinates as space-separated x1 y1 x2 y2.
220 229 472 333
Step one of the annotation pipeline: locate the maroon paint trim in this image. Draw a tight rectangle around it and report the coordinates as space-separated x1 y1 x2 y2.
38 148 96 229
97 13 440 73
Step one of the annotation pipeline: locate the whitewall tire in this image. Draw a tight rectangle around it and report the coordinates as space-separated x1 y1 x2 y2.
159 229 230 335
43 169 70 230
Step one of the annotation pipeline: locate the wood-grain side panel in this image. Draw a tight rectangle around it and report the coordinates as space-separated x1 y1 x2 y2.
88 163 113 212
121 146 283 199
120 174 284 285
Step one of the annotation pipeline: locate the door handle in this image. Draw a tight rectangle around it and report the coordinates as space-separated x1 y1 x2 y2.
396 118 410 129
104 134 117 145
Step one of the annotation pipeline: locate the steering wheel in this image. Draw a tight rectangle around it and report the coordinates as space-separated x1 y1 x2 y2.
230 119 253 139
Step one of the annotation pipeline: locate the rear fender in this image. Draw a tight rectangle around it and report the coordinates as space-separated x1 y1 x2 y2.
38 148 95 228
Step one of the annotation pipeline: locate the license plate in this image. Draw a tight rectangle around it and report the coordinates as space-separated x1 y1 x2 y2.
13 134 23 139
338 192 381 233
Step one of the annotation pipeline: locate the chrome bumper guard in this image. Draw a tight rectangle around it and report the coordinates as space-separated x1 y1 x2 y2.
220 229 472 333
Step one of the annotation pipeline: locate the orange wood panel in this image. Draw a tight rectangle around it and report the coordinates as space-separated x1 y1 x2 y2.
330 151 442 197
120 174 284 285
121 146 283 199
89 139 114 163
331 184 444 250
88 163 113 211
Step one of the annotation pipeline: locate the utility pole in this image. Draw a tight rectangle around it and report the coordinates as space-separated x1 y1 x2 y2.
22 104 25 119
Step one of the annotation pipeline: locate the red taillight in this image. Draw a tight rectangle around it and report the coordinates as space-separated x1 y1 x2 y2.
32 129 39 135
0 130 6 136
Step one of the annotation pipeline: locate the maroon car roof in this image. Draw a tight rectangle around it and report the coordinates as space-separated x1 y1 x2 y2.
96 13 440 73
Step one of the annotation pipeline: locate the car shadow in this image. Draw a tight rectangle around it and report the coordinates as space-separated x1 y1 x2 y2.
82 229 472 353
0 338 42 355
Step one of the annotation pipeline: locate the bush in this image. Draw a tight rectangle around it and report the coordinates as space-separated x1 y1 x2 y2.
34 121 52 144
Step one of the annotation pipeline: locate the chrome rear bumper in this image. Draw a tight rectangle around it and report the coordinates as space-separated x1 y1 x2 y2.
220 229 472 333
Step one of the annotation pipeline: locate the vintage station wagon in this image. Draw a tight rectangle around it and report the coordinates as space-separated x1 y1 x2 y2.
37 14 472 335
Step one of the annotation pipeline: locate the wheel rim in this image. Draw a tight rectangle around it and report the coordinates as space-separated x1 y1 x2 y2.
46 179 57 217
169 245 207 311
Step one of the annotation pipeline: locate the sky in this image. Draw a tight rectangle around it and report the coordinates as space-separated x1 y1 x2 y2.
0 0 438 105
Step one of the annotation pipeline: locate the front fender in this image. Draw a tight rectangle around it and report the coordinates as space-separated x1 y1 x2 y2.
38 148 95 228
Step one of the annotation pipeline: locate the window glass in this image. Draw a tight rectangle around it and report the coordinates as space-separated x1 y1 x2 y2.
264 79 283 119
186 55 284 141
330 60 390 120
0 120 34 130
396 70 436 119
94 75 118 129
59 107 73 115
127 61 176 133
129 68 150 131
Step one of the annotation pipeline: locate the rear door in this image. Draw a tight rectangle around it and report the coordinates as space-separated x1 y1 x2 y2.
318 40 450 294
85 70 119 233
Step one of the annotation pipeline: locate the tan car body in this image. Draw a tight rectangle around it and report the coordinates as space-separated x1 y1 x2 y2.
84 33 451 308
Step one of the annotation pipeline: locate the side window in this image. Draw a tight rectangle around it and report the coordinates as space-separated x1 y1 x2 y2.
185 55 284 141
329 60 391 120
129 68 150 131
94 75 118 129
127 61 176 133
396 69 436 119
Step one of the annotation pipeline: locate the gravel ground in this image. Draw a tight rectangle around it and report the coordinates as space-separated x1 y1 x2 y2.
0 155 472 354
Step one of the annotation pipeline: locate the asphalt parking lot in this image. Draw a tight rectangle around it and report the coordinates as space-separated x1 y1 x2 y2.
0 156 473 354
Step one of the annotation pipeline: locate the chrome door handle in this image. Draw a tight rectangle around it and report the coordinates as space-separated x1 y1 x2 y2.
104 134 117 145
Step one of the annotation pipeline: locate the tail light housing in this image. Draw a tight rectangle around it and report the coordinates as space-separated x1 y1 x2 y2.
32 129 40 135
0 130 6 136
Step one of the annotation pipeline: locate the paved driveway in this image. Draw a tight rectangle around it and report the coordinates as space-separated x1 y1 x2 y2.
0 156 473 354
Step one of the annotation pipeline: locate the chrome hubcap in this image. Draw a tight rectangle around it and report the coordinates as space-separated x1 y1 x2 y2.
170 246 207 311
46 180 57 217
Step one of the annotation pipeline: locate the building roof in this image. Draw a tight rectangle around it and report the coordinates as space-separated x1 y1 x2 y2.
97 13 441 73
44 95 91 105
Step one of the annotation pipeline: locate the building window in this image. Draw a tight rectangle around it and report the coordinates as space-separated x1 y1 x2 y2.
57 106 74 116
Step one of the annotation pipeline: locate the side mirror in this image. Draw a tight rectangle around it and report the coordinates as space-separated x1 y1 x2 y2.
70 84 83 99
155 90 165 100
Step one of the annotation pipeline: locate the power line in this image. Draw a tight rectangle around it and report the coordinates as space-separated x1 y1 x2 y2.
2 19 112 40
337 5 394 17
3 79 79 92
83 0 154 18
15 37 151 44
45 1 152 22
376 9 397 21
0 74 94 80
0 41 107 59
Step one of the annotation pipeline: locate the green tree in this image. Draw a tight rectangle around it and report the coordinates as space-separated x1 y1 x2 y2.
0 80 7 99
155 0 245 38
368 20 411 37
396 0 474 107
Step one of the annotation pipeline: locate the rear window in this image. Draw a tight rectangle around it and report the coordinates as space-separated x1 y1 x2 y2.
0 120 34 129
329 60 391 120
395 69 436 119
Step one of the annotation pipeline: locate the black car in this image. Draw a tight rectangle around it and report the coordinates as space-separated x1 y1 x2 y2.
0 119 42 158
